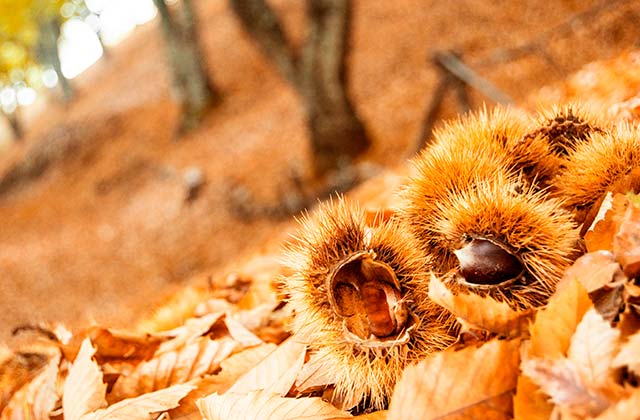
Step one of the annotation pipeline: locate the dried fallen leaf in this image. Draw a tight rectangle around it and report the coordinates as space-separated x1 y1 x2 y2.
62 328 164 364
513 374 551 420
293 351 336 395
1 351 60 420
110 336 237 399
0 350 50 412
528 278 592 359
63 338 107 420
594 388 640 420
82 383 194 420
231 302 280 331
223 315 263 348
522 358 614 418
351 411 388 419
428 274 533 336
156 312 226 354
563 251 621 293
226 336 306 396
567 308 621 386
585 193 629 252
387 339 520 420
167 344 278 420
514 278 591 419
197 390 350 420
613 201 640 278
612 330 640 376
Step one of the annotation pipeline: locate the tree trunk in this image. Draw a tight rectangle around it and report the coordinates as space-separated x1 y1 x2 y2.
229 0 370 177
299 0 369 176
3 109 23 141
38 18 73 102
153 0 220 133
228 0 299 87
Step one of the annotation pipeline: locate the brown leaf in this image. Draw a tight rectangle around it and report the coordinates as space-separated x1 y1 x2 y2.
387 339 520 420
521 358 614 418
197 390 351 420
428 273 533 336
585 193 629 253
351 411 388 419
528 278 592 359
1 351 60 420
567 308 621 386
110 337 237 399
223 316 263 348
612 330 640 376
82 383 194 420
62 328 165 364
513 374 553 420
63 339 107 420
231 302 280 332
156 313 226 354
0 349 50 412
226 336 306 396
613 201 640 278
564 251 621 293
517 279 592 419
167 344 278 420
293 351 336 395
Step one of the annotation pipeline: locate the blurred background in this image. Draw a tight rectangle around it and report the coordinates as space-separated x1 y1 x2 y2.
0 0 639 343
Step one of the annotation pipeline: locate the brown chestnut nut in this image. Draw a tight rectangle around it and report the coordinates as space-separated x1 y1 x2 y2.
454 238 524 287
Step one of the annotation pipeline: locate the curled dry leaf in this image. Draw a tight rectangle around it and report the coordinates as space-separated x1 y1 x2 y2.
110 336 238 400
226 336 306 396
584 193 630 253
63 338 107 420
223 315 263 348
428 273 533 336
613 201 640 278
521 358 615 418
82 383 194 420
612 330 640 376
563 251 621 293
567 308 621 386
1 351 60 420
63 327 165 364
387 338 521 420
196 390 351 420
156 312 226 354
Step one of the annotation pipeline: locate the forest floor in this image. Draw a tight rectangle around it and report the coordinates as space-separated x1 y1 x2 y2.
1 0 639 344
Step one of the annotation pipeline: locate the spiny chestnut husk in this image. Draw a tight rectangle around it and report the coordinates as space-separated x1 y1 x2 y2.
283 199 456 410
401 108 581 309
525 104 606 157
553 122 640 228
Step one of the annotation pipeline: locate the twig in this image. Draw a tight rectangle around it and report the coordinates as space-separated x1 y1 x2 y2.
433 51 513 105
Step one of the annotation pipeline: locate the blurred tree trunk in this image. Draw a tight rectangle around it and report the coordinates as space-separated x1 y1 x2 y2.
229 0 370 177
153 0 220 133
37 17 73 102
2 109 23 141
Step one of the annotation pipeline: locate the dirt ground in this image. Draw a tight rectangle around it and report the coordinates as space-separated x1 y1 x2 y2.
1 0 639 344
